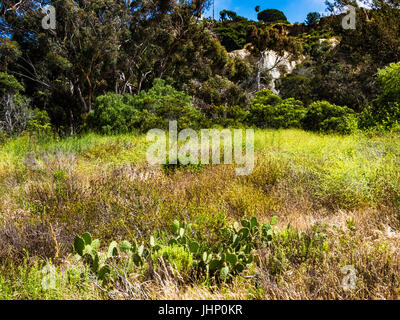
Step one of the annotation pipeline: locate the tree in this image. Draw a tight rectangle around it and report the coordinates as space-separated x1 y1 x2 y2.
1 0 227 134
255 6 260 13
245 24 302 91
276 75 314 106
220 10 238 22
257 9 287 23
0 72 33 136
305 12 321 26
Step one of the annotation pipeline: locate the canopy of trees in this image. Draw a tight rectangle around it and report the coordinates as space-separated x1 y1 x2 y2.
257 9 288 23
1 0 242 133
1 0 400 136
305 12 321 26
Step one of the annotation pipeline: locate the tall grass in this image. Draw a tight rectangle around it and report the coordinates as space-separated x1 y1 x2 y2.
0 129 399 299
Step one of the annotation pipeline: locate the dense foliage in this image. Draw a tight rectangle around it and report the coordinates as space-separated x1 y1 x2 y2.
247 90 306 129
302 101 358 134
305 12 321 27
1 0 400 137
257 9 288 23
87 79 207 134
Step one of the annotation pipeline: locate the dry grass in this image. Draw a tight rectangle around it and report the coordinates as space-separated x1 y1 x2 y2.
0 129 399 299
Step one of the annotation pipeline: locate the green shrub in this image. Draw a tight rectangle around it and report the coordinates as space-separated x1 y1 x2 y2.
377 62 400 108
374 102 400 129
207 105 248 127
251 89 282 107
358 107 377 130
229 57 253 82
322 114 359 134
130 79 207 132
276 75 314 106
373 62 400 128
269 98 306 129
87 79 207 134
302 101 358 134
130 110 165 132
247 90 306 128
86 93 137 135
246 90 281 127
131 79 193 112
26 109 52 137
193 75 248 109
214 26 247 52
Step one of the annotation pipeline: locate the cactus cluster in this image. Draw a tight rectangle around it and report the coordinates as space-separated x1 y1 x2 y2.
73 216 279 284
73 232 111 282
73 232 151 282
193 216 278 280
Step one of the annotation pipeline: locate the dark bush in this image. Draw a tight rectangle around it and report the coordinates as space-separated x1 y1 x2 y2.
276 75 314 106
87 79 207 134
207 105 249 127
257 9 288 23
193 75 248 109
302 101 358 134
86 93 137 135
305 12 321 27
247 90 306 128
371 62 400 128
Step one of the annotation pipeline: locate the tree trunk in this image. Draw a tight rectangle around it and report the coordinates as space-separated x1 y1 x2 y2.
69 109 74 136
76 85 88 113
256 61 261 92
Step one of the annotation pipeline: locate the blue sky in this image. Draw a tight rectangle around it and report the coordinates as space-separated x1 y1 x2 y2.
205 0 327 23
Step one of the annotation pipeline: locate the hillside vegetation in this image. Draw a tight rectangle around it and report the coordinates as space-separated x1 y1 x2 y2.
0 0 400 300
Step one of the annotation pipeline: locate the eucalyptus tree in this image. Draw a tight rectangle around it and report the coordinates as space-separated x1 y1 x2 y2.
1 0 218 133
245 24 302 92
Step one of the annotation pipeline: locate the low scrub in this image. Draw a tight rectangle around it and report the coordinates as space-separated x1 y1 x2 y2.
302 101 358 134
247 90 306 129
86 79 207 134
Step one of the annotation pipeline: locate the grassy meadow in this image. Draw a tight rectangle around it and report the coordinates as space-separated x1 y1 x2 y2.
1 129 400 299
